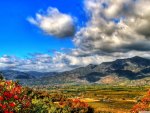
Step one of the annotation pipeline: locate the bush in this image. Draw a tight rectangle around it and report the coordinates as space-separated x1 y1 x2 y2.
131 89 150 113
0 80 93 113
0 80 32 113
57 98 94 113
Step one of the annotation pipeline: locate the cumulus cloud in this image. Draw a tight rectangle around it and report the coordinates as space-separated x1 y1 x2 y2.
0 55 21 70
28 7 75 38
0 53 119 72
74 0 150 53
0 54 102 72
1 0 150 72
1 51 150 72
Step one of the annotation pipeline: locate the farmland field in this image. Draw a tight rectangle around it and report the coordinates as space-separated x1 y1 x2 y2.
42 85 150 113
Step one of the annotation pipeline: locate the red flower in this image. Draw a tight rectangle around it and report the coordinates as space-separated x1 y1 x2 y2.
3 110 14 113
25 101 31 107
9 102 16 107
9 111 14 113
14 95 19 100
3 91 13 99
4 110 9 113
59 102 64 105
0 80 33 112
2 104 7 109
0 95 3 101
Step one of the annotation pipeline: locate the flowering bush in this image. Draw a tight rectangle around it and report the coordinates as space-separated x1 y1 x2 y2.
131 90 150 113
58 98 94 113
31 97 94 113
0 80 32 113
0 79 93 113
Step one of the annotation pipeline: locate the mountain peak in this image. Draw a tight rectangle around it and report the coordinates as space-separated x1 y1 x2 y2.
130 56 144 59
127 56 150 64
87 64 97 69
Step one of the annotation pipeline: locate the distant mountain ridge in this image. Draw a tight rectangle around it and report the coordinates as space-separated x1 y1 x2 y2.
0 70 58 85
1 56 150 86
39 56 150 86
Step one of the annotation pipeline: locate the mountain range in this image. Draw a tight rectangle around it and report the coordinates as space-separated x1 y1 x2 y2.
1 56 150 86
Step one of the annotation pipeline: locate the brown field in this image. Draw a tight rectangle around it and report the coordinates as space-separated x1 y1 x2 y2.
46 85 150 113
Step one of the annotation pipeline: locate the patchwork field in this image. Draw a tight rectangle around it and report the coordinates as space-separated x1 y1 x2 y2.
45 85 150 113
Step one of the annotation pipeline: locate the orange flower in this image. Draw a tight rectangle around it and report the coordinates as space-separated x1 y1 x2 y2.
73 99 80 104
5 81 12 86
141 96 150 103
147 90 150 96
12 86 22 94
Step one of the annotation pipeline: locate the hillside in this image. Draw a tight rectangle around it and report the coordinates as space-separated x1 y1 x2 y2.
40 56 150 86
1 56 150 86
0 70 58 85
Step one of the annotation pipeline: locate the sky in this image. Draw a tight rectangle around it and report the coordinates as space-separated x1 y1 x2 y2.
0 0 150 72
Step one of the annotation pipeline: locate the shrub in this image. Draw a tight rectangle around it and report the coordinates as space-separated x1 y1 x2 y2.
0 80 93 113
58 98 94 113
131 90 150 113
0 80 32 113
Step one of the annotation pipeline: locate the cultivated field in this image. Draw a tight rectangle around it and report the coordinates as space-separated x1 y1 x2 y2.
46 85 150 113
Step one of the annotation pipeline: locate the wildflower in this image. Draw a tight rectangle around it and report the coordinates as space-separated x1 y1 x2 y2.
5 81 12 86
25 101 31 107
2 104 7 109
14 95 19 100
0 95 3 101
3 91 13 99
9 102 16 107
4 110 9 113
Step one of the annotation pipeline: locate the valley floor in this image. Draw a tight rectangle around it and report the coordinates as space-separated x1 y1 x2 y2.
44 85 150 113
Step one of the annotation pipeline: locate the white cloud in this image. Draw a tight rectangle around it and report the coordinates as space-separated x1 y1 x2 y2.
1 51 150 72
74 0 150 53
1 0 150 72
28 7 75 38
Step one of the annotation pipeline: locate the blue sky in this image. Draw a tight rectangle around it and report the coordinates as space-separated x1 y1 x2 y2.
0 0 86 57
0 0 150 72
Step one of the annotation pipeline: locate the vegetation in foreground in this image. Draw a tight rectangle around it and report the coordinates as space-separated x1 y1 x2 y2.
1 73 150 113
0 79 94 113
